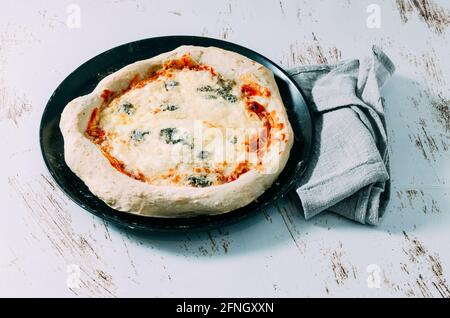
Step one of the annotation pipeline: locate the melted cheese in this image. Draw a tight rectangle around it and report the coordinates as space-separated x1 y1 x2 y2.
90 62 282 187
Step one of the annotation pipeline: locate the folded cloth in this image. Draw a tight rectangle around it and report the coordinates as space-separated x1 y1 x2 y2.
287 46 395 225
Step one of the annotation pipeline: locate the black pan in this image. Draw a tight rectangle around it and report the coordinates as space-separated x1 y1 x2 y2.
40 36 313 232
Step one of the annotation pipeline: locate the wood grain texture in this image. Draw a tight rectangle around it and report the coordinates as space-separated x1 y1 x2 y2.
0 0 448 297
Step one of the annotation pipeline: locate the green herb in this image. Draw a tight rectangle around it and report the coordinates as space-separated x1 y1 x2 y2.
165 81 179 90
187 175 212 187
198 150 210 160
130 130 149 142
196 79 237 103
159 128 182 144
118 102 134 115
218 78 236 92
159 128 193 148
197 85 214 92
223 94 237 103
161 104 179 111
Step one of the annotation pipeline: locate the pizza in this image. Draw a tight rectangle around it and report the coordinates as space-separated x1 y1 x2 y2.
60 46 294 217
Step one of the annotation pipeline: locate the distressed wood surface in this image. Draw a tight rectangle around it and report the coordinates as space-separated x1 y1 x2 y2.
0 0 449 297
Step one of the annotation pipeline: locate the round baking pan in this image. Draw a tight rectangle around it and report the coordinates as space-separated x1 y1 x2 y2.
40 36 313 232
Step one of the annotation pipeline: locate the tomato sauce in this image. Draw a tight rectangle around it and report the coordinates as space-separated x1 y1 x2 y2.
241 82 272 98
101 148 147 182
100 89 115 102
86 107 106 144
244 100 273 155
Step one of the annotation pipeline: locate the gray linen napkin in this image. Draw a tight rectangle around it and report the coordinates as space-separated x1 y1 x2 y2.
287 46 395 225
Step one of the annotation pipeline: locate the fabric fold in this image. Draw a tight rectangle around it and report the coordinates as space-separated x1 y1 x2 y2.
287 46 395 225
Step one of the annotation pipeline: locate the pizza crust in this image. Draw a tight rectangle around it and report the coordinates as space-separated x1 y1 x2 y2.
60 46 294 217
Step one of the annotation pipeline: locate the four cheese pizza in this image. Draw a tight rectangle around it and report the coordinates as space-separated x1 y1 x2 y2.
60 46 294 217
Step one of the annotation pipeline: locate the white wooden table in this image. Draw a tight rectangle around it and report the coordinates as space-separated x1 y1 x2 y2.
1 0 449 298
